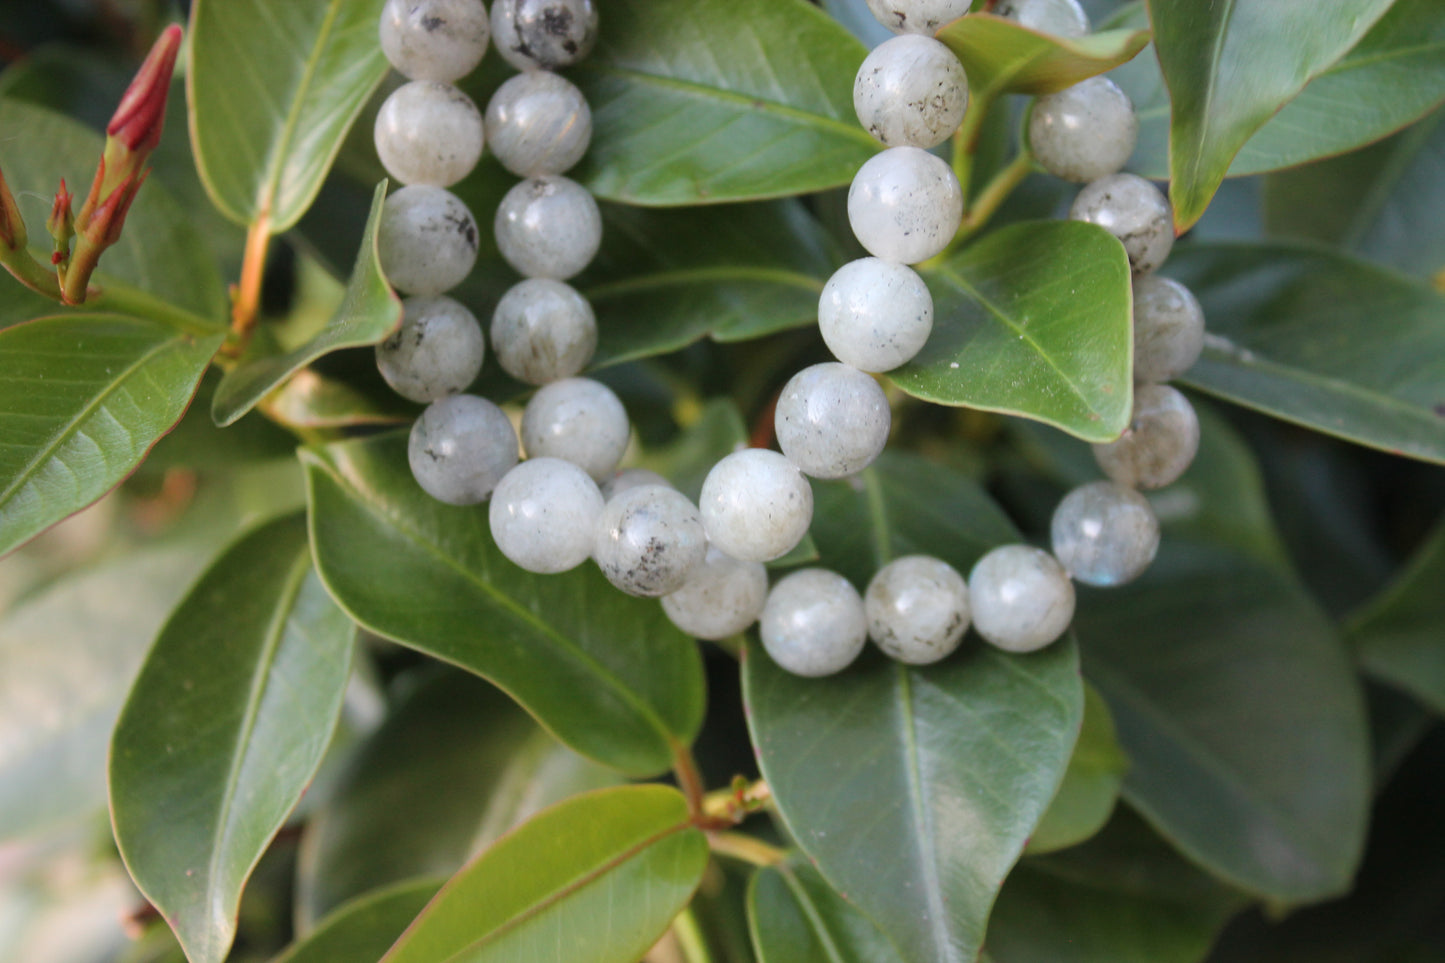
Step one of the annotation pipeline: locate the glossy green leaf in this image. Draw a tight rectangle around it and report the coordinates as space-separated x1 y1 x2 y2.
1166 243 1445 464
379 786 709 963
211 182 401 426
894 220 1133 443
1149 0 1395 229
1075 540 1371 901
0 315 223 557
111 514 355 963
301 432 706 776
744 452 1085 963
260 369 416 430
747 859 906 963
569 0 877 204
1348 517 1445 715
188 0 389 231
937 14 1150 98
1026 683 1128 855
274 879 441 963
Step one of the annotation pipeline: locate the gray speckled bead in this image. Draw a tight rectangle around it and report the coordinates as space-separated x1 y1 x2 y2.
818 258 933 373
699 449 813 563
376 295 485 402
865 0 972 34
1093 384 1200 490
594 485 707 597
407 394 518 505
491 0 598 70
1051 481 1160 587
1070 173 1174 276
848 146 963 265
994 0 1089 38
968 545 1075 653
601 468 673 502
494 176 602 280
380 0 490 83
775 363 891 479
1029 77 1137 184
374 81 484 188
378 185 479 296
866 555 970 665
854 35 968 150
760 568 867 677
662 546 769 641
488 457 604 573
485 71 592 176
520 377 629 482
1132 275 1205 383
490 278 597 385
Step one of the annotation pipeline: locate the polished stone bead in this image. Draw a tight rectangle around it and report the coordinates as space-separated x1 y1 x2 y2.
865 555 970 665
818 258 933 372
699 449 814 563
378 185 479 296
848 146 963 265
1069 173 1174 276
968 545 1075 652
1093 384 1200 490
775 363 891 479
994 0 1089 37
488 457 604 573
865 0 972 35
662 546 769 641
1029 77 1137 183
379 0 490 82
1132 275 1205 382
485 70 592 176
375 295 485 403
759 568 868 677
374 81 484 187
491 0 598 70
490 278 597 385
520 377 629 482
854 35 968 149
407 394 518 504
593 484 707 597
494 176 601 280
1051 481 1160 587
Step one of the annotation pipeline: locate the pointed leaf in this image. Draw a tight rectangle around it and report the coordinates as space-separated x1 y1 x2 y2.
1348 517 1445 715
211 182 401 426
379 786 709 963
301 432 706 776
0 315 223 557
274 879 442 963
1025 683 1128 855
111 514 356 963
937 15 1150 98
747 859 906 963
894 220 1133 443
744 452 1085 963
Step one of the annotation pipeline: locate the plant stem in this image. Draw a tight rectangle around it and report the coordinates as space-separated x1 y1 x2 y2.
0 246 64 300
231 212 272 339
951 87 996 202
925 148 1039 270
673 742 708 821
707 831 786 867
89 274 228 337
671 909 714 963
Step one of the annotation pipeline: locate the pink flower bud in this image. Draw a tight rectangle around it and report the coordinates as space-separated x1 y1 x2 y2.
107 24 182 155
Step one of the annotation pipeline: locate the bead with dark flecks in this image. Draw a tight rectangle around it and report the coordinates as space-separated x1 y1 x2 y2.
485 70 592 177
1093 383 1200 490
521 377 629 482
379 0 490 82
376 295 485 402
490 278 596 385
374 81 484 187
407 394 518 504
1132 275 1205 382
494 175 601 280
594 485 707 597
378 185 479 295
853 34 968 150
1069 173 1174 276
491 0 598 71
1030 76 1137 183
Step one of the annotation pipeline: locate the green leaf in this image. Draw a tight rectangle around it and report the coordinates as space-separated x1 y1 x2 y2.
187 0 390 231
743 452 1085 963
893 221 1134 443
211 181 402 427
937 15 1150 98
1075 540 1371 901
570 0 878 204
1166 242 1445 464
260 369 416 431
111 514 356 963
747 859 906 963
1026 683 1128 855
1148 0 1395 229
301 432 706 776
379 786 709 963
0 315 223 557
1348 517 1445 715
274 879 442 963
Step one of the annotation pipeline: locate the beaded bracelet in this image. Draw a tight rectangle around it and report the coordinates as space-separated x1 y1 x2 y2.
368 0 1209 680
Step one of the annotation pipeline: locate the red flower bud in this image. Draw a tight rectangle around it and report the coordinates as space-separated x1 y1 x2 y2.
0 165 24 252
107 24 182 155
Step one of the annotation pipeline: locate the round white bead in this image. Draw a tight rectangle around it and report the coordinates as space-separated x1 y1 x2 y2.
994 0 1089 38
760 568 867 677
848 146 963 265
1093 383 1200 490
520 377 629 482
1029 77 1138 184
854 35 968 150
968 545 1075 653
775 363 891 479
407 394 518 505
494 176 602 280
600 468 673 502
490 278 597 385
491 0 599 70
661 546 769 641
594 485 707 597
379 0 490 83
378 185 479 296
699 449 813 563
865 555 970 665
1051 481 1160 587
1132 275 1205 383
374 81 484 188
485 71 592 177
376 295 485 403
818 258 933 372
1070 173 1174 276
488 457 604 573
865 0 971 35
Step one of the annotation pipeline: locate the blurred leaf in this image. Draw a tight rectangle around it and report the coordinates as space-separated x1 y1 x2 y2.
1348 517 1445 715
571 0 877 204
111 514 355 963
1026 683 1128 855
379 786 709 963
273 878 441 963
747 859 906 963
302 432 706 776
211 182 402 427
0 315 223 557
1167 243 1445 464
938 15 1150 98
187 0 390 230
744 452 1084 963
894 221 1133 443
260 369 416 431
